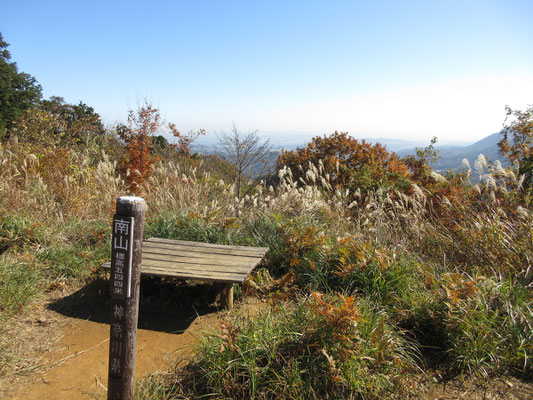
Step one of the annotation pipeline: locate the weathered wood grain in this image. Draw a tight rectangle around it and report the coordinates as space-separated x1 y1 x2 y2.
145 237 268 252
108 196 146 400
101 238 268 284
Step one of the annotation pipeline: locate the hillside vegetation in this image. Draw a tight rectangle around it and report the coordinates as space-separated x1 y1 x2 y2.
1 33 532 400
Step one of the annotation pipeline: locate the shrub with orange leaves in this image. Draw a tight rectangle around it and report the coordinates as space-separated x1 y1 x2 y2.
116 103 161 192
117 103 206 192
442 273 479 305
278 218 419 302
277 131 411 196
311 291 361 332
328 237 420 303
279 220 326 273
305 293 421 397
333 239 391 278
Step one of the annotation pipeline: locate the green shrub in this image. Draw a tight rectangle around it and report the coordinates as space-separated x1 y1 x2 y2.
279 222 423 303
150 295 421 399
442 275 533 377
36 245 101 279
328 244 420 305
240 213 288 275
34 219 110 279
0 214 46 253
145 212 241 245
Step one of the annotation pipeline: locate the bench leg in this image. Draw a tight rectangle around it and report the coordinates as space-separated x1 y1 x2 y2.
220 283 234 310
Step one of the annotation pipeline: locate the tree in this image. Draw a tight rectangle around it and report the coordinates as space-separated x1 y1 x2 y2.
151 134 169 151
216 126 274 211
117 101 204 191
11 96 106 149
277 131 410 195
0 33 42 137
116 102 161 191
167 123 205 157
498 105 533 188
403 136 439 185
41 96 106 145
9 107 66 146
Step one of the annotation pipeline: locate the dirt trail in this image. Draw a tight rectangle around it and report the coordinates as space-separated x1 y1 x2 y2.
5 313 221 399
0 278 243 400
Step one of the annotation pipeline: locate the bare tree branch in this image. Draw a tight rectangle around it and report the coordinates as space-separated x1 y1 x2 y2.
216 125 275 215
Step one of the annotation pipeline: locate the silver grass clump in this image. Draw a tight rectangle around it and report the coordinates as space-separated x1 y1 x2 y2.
411 184 426 202
0 147 130 219
252 161 344 218
352 186 427 249
147 160 237 220
468 153 527 202
474 154 488 175
430 171 447 183
480 174 497 190
516 206 530 220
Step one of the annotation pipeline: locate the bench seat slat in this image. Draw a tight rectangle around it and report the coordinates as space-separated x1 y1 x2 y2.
141 256 254 274
141 254 258 270
145 237 268 255
102 258 254 275
142 242 266 260
140 264 246 280
140 256 255 273
101 237 268 284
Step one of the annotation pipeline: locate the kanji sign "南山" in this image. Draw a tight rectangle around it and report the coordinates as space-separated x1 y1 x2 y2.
111 216 134 298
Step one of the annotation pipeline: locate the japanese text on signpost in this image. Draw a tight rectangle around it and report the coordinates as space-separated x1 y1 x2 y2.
109 215 134 378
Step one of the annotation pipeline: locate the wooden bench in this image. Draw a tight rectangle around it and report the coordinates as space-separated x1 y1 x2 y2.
101 237 269 309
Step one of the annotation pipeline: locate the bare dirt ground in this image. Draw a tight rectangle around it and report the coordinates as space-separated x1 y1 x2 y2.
3 315 218 399
1 277 531 400
424 375 533 400
0 277 261 399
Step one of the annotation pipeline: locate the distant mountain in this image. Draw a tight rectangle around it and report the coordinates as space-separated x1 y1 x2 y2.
362 138 429 152
396 133 504 172
191 132 320 153
190 132 505 174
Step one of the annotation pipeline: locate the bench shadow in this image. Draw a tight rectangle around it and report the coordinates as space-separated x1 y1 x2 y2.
48 276 222 334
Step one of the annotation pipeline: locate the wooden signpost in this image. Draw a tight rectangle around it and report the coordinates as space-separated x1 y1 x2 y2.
108 196 145 400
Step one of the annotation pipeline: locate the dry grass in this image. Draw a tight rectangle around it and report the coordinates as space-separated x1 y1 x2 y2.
0 290 67 396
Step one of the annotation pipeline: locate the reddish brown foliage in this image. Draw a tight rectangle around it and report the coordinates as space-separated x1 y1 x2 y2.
311 292 361 332
118 104 161 192
167 123 205 156
117 104 205 192
277 131 410 194
281 222 326 271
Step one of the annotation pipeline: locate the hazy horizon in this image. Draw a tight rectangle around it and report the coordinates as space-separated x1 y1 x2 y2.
189 130 493 153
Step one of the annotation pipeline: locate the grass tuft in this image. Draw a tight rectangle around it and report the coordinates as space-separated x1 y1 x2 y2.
144 297 422 399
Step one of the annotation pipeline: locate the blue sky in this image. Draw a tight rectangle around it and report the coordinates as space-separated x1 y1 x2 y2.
2 0 532 144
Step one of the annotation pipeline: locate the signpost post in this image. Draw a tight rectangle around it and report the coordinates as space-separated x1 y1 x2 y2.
108 196 145 400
